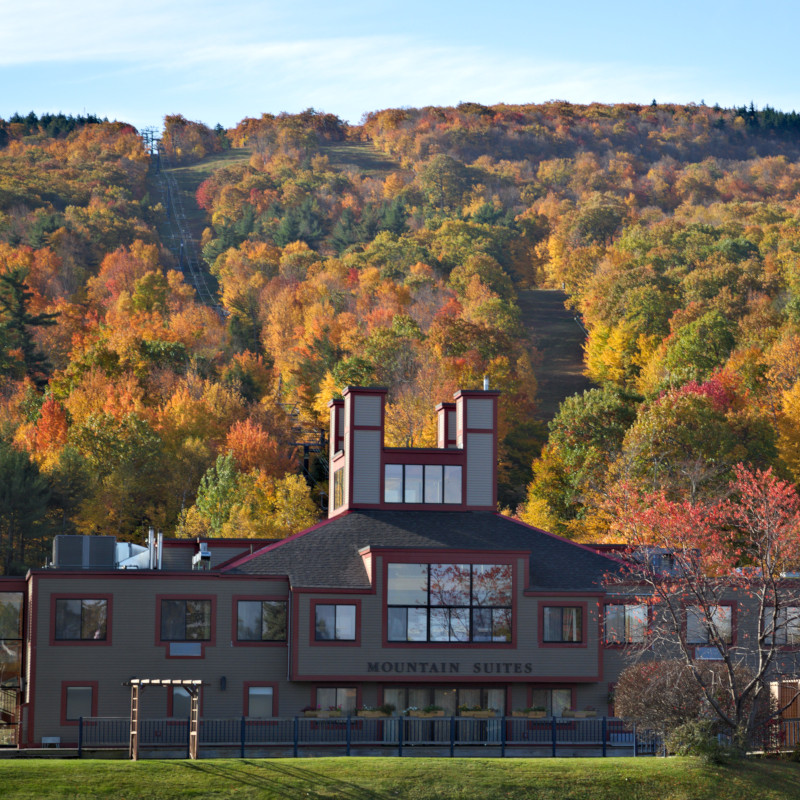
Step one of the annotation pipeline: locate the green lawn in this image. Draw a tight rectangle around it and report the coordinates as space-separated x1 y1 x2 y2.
1 757 798 800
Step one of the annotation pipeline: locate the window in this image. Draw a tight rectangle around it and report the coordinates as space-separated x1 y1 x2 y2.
604 603 647 644
384 686 505 716
0 593 22 640
0 592 23 689
543 606 582 643
65 686 93 721
387 563 512 643
237 601 286 641
172 687 191 718
248 687 274 718
316 687 356 713
443 466 462 504
424 465 442 503
332 469 344 509
765 607 800 646
687 605 733 645
161 600 211 641
55 599 107 641
315 604 356 641
405 465 423 503
531 688 572 717
384 465 462 505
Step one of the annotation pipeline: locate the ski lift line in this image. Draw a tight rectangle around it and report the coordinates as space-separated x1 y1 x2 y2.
152 150 222 313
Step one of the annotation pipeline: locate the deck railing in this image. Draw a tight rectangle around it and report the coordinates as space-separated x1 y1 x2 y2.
76 715 665 757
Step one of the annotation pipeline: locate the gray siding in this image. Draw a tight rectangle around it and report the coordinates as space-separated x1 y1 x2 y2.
294 556 602 684
466 398 493 430
161 549 191 570
354 394 381 427
29 575 290 743
466 433 493 506
160 544 252 572
352 430 381 504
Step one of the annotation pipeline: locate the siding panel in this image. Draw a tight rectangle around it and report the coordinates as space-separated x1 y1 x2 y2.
466 398 493 430
354 395 381 427
466 433 493 506
352 430 381 503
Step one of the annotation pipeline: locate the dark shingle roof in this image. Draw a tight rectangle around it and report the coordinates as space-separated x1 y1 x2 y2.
223 510 621 591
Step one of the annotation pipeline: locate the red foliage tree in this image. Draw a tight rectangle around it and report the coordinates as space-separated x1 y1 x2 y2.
224 419 295 477
607 465 800 748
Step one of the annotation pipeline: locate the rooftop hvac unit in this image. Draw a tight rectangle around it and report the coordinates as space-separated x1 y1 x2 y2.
192 542 211 570
52 535 116 569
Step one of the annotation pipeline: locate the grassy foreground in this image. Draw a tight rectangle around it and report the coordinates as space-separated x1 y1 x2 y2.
1 757 799 800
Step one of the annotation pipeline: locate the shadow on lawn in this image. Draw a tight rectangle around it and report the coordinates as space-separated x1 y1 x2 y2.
179 760 395 800
731 759 800 795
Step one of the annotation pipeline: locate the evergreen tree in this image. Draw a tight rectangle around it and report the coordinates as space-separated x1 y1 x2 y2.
0 441 51 575
0 268 58 388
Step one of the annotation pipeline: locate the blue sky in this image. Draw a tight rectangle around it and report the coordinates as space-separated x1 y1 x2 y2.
1 0 798 131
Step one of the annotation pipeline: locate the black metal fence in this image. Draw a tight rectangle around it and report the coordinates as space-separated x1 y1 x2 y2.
77 715 663 758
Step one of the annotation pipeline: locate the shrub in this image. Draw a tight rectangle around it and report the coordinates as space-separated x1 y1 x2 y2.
665 719 733 764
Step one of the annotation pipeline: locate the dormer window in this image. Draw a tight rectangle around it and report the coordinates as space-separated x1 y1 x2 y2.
384 465 462 505
387 562 512 643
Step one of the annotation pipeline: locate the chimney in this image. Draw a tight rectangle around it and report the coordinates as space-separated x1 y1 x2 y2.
435 402 457 448
328 387 387 517
453 387 499 508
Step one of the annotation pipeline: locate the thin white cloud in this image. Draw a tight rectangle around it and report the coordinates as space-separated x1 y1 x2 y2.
0 2 698 126
0 0 281 65
158 35 691 113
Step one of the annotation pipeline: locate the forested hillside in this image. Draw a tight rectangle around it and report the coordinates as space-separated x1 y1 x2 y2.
2 102 800 571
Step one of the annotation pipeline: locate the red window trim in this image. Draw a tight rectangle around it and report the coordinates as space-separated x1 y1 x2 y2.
155 594 217 658
49 593 113 647
60 681 99 726
538 602 589 648
231 595 288 647
309 599 362 647
243 681 279 717
525 684 575 713
311 684 361 712
380 554 519 649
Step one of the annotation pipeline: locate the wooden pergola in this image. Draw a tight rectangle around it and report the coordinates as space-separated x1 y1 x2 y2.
124 678 202 760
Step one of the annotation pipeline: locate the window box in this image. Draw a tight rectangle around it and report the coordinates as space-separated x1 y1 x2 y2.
512 710 547 718
458 709 497 718
304 707 343 718
562 709 596 718
357 710 390 718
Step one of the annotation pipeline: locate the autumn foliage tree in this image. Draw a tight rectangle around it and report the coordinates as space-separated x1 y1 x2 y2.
607 465 800 750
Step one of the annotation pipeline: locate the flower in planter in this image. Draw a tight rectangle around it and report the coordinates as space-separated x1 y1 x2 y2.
422 705 443 713
301 705 321 712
